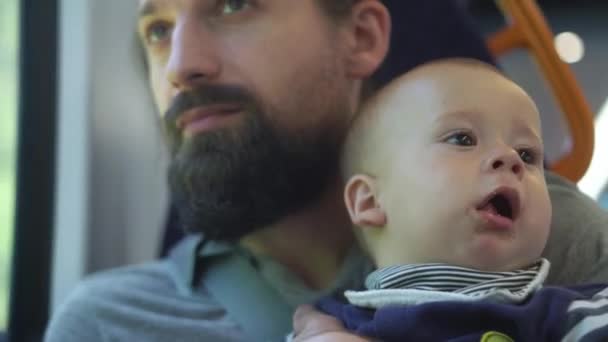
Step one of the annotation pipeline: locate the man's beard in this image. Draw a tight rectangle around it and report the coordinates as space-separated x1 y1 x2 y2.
164 84 347 242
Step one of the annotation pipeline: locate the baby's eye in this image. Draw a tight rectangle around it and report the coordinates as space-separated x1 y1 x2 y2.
444 132 477 146
518 148 538 165
220 0 251 15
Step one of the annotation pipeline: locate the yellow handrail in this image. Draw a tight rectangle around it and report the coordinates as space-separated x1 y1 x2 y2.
487 0 594 182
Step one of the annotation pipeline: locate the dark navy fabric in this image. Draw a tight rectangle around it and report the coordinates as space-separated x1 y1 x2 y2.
372 0 497 88
318 284 608 342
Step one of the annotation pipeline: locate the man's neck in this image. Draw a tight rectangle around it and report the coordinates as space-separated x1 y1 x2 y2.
240 184 355 290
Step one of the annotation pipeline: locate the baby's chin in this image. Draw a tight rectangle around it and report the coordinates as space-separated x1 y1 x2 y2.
378 253 541 272
455 256 540 272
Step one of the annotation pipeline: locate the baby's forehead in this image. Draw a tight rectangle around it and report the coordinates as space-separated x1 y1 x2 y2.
370 66 455 112
364 63 473 120
363 60 540 130
381 60 499 98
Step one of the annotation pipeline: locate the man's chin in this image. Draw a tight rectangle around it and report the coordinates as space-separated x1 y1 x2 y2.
175 202 270 242
167 96 345 242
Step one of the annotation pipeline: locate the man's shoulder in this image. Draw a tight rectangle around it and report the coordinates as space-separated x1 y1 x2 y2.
61 261 186 312
45 261 244 342
77 260 175 291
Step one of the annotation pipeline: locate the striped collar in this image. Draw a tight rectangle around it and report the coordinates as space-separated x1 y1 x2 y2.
345 259 550 309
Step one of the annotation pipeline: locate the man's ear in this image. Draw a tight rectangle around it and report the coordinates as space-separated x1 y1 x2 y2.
343 0 391 79
344 174 387 228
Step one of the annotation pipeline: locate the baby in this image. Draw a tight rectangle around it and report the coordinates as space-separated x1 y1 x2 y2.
318 59 608 341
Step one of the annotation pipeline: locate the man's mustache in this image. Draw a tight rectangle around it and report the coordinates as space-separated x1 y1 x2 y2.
164 84 257 130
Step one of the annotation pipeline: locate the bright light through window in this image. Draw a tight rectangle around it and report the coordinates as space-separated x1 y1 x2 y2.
0 0 19 331
578 98 608 200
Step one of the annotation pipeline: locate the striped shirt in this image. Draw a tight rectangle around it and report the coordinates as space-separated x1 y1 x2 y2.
366 260 545 294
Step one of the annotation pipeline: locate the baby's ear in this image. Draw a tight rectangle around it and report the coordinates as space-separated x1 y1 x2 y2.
344 174 387 228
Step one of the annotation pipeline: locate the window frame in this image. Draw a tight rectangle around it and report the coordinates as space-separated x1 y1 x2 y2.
7 0 58 340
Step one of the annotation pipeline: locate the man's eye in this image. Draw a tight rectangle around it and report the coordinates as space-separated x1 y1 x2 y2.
518 148 537 165
445 132 477 146
145 21 172 45
221 0 251 15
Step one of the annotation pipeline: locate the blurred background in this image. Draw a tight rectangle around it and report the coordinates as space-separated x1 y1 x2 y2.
1 0 18 331
469 0 608 206
0 0 606 339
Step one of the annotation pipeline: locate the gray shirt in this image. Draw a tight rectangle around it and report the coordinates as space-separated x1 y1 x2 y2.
44 172 608 342
44 237 371 342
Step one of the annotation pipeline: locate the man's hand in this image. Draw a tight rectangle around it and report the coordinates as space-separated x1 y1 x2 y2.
291 305 373 342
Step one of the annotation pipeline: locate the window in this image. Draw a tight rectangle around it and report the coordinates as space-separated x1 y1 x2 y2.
0 0 19 331
579 97 608 205
600 191 608 209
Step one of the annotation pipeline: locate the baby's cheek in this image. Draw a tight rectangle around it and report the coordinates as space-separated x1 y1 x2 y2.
529 182 552 230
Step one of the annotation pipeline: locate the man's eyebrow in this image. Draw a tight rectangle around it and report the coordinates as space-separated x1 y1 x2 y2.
138 1 157 19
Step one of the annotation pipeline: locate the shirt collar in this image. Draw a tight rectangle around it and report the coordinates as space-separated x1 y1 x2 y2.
167 233 374 303
345 259 550 309
365 259 548 293
167 234 238 295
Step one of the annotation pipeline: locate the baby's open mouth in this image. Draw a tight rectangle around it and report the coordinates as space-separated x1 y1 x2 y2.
477 188 520 222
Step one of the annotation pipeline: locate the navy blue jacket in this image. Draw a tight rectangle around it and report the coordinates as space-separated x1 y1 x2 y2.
319 284 608 341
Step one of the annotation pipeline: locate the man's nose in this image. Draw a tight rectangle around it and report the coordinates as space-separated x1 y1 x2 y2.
483 146 524 180
166 19 221 91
